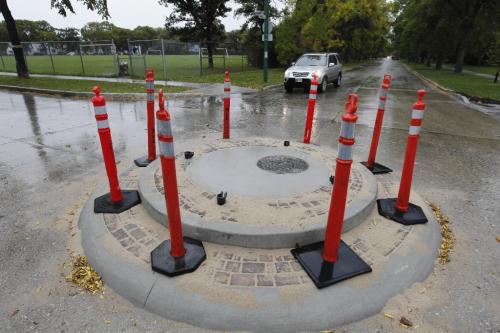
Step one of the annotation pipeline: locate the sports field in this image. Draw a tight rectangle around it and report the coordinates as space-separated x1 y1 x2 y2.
0 54 250 81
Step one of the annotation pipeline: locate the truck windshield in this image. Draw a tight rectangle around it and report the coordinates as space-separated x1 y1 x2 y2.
295 55 326 66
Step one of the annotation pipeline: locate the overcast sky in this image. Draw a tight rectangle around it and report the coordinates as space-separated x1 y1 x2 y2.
6 0 246 31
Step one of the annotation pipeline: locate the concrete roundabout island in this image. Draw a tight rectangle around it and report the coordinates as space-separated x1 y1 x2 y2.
78 135 441 332
139 137 378 248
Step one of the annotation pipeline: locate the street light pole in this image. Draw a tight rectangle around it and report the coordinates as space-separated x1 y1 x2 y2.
263 0 269 83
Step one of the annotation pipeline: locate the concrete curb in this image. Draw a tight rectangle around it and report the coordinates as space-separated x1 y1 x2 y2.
0 84 202 101
79 182 441 333
402 63 500 105
138 157 378 249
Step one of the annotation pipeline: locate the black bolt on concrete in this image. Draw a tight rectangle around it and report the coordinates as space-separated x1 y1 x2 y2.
291 240 372 289
360 161 393 175
217 191 227 205
184 151 194 159
151 237 207 277
284 140 290 146
329 175 335 184
377 198 428 225
134 155 155 167
94 190 141 214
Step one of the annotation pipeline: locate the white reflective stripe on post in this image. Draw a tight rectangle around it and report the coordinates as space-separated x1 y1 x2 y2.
309 93 317 100
157 120 172 136
378 98 386 110
96 119 109 129
147 92 154 100
338 143 353 160
146 82 154 89
409 125 420 135
340 121 356 139
159 141 174 157
224 91 230 99
94 106 107 115
224 82 231 89
310 85 317 92
379 88 388 98
411 109 424 119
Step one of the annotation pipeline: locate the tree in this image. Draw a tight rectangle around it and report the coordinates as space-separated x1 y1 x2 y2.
81 21 115 41
234 0 281 68
488 32 500 83
56 27 81 42
274 0 389 66
0 0 109 77
392 0 499 73
158 0 230 68
442 0 498 73
0 0 29 77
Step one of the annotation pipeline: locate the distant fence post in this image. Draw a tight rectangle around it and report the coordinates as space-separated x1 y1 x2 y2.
0 47 5 71
78 41 85 75
127 39 134 77
111 39 118 76
161 38 167 81
199 41 202 76
46 42 55 74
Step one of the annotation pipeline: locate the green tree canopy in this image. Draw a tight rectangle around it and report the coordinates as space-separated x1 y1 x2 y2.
274 0 389 65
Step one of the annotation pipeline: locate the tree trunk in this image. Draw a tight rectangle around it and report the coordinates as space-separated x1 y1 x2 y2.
207 43 214 69
494 67 499 84
435 57 443 70
454 40 466 73
0 0 28 77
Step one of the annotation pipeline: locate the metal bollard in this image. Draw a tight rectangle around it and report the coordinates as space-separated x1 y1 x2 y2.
91 86 141 214
150 89 206 276
361 74 393 174
292 93 371 289
223 69 231 139
134 69 157 167
303 75 318 144
377 90 428 225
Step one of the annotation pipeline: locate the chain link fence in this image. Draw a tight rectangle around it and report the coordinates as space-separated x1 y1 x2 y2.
0 39 250 81
0 40 119 77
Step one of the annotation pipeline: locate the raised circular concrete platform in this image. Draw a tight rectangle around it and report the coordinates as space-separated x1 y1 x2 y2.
79 165 440 333
139 137 378 248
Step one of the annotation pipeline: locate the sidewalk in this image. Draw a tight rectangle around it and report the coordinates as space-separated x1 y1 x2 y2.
0 72 258 96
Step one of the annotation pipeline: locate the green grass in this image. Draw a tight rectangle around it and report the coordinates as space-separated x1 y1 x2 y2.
0 54 250 80
0 54 368 89
0 75 190 93
407 62 500 101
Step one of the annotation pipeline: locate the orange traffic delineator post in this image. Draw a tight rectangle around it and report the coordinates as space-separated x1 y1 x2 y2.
223 69 231 139
292 93 372 289
91 86 141 213
135 69 157 167
377 90 428 225
150 89 206 276
361 74 393 174
303 74 318 144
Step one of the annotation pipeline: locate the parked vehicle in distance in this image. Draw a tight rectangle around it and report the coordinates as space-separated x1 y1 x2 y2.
391 54 400 60
283 53 342 93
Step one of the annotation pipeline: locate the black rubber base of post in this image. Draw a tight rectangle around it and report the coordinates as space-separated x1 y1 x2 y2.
94 190 141 214
291 240 372 289
134 155 155 167
151 238 207 277
360 161 393 174
377 198 428 225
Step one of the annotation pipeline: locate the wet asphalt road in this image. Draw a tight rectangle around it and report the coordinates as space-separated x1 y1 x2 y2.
0 59 499 332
